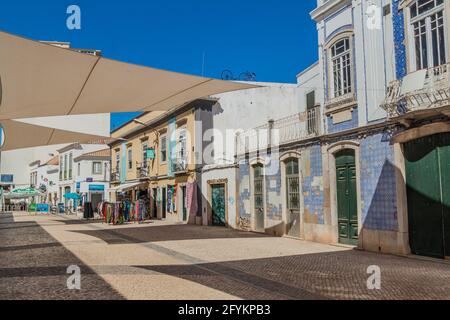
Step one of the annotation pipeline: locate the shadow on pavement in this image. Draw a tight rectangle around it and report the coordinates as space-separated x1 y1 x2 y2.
71 224 270 245
135 249 450 300
0 213 123 300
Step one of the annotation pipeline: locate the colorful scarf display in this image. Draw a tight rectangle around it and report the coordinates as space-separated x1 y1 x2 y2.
97 199 149 225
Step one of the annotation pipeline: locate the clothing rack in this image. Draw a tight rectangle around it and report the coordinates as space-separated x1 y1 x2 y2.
97 199 149 225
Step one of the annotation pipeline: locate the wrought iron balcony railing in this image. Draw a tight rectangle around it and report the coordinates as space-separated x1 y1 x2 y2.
381 63 450 118
110 170 120 182
236 111 321 155
136 162 150 178
173 151 189 173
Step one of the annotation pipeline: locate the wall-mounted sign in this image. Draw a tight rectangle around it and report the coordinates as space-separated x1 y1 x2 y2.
36 204 50 213
89 184 105 192
86 178 93 183
146 148 156 159
0 174 13 183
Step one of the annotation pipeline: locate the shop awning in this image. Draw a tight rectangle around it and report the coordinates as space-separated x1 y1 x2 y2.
3 187 44 199
0 31 258 120
108 182 146 193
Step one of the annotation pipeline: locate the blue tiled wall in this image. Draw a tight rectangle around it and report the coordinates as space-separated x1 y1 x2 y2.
392 0 407 80
266 153 283 221
360 134 398 231
302 144 325 224
327 108 359 133
237 163 251 220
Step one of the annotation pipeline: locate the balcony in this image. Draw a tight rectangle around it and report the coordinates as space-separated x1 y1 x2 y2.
381 63 450 118
110 170 120 182
136 162 149 179
325 92 357 112
237 112 321 155
172 151 189 173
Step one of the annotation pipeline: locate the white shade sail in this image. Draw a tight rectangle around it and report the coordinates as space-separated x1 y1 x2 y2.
0 31 258 120
0 119 111 151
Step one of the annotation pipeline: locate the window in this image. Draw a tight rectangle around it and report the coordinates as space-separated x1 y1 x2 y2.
64 154 68 180
306 91 320 135
115 152 120 171
285 159 300 210
178 128 187 161
254 164 264 210
59 156 63 180
410 0 446 70
142 142 148 167
127 148 133 170
68 153 73 179
93 162 102 175
330 38 352 98
160 135 167 163
77 163 81 176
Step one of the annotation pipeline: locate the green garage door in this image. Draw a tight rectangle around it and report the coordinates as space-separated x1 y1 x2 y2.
404 132 450 259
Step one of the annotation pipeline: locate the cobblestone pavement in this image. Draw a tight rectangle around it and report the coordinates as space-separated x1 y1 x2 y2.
0 213 123 300
1 212 449 300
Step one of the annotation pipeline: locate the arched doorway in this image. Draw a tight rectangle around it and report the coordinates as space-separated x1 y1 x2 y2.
335 149 358 245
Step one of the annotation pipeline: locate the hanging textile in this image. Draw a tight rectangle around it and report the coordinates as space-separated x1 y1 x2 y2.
167 185 175 213
186 181 198 217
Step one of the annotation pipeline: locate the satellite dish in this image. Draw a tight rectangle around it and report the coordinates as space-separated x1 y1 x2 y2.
221 70 234 80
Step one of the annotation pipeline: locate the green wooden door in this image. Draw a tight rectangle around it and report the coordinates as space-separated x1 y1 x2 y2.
336 150 358 245
405 133 450 259
181 186 187 222
212 184 226 226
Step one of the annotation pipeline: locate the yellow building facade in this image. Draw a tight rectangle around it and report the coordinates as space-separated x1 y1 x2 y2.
109 100 213 224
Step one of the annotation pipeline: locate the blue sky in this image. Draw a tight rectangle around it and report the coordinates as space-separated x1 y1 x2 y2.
0 0 318 130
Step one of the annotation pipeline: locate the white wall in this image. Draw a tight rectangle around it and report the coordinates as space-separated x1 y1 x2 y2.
201 165 237 229
210 83 299 163
314 0 394 125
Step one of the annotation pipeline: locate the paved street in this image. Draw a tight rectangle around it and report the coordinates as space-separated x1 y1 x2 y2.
1 212 449 300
